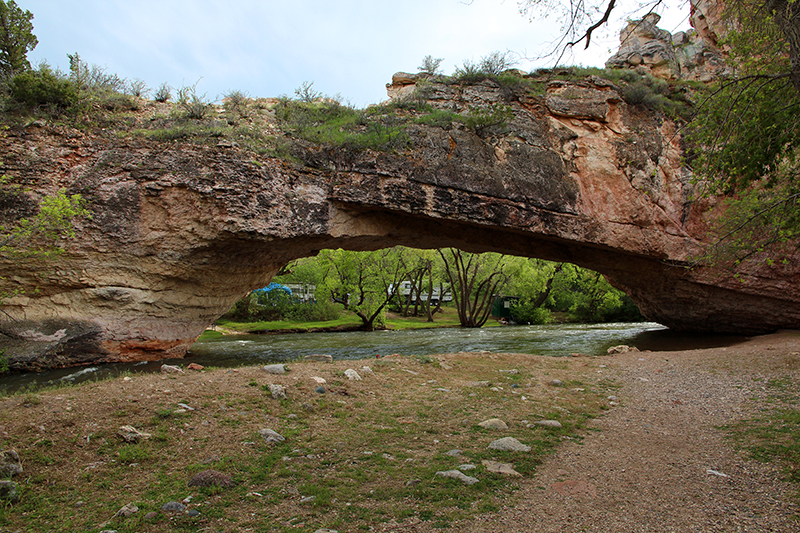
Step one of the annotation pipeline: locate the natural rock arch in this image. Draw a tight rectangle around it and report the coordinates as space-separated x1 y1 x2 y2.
1 74 798 371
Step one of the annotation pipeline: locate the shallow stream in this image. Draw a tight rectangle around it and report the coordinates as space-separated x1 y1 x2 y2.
0 322 747 394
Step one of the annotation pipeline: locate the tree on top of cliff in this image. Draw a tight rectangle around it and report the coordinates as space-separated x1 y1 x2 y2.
0 0 37 77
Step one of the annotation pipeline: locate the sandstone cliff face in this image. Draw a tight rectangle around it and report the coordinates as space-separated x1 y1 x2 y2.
1 67 798 370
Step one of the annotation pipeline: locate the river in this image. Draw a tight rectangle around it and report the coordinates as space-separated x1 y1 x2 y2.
0 322 747 393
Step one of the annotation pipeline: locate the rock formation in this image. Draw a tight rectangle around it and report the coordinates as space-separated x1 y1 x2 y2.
1 6 798 371
605 11 728 82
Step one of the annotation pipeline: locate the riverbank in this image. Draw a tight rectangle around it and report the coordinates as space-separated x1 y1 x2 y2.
0 331 797 532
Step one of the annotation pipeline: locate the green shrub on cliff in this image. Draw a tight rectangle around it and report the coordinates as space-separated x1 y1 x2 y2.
8 65 79 109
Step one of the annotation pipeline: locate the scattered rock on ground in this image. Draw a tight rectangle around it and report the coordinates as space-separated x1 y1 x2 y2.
187 509 201 517
304 355 333 363
161 501 186 512
263 364 287 375
314 529 339 533
532 420 563 429
0 481 19 503
360 366 374 375
344 369 361 381
160 364 183 374
488 437 531 452
0 450 22 478
118 425 151 443
259 428 285 444
549 379 564 387
186 363 204 371
268 383 287 400
114 503 139 518
478 418 508 430
435 469 479 485
459 464 476 471
311 376 326 384
314 387 326 394
446 449 462 456
187 469 236 489
468 381 491 387
482 459 522 476
607 345 639 354
144 512 158 520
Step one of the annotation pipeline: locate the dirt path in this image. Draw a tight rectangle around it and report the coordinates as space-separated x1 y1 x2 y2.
468 331 800 532
380 331 800 532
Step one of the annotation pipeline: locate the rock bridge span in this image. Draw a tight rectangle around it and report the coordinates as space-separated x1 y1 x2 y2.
2 75 798 370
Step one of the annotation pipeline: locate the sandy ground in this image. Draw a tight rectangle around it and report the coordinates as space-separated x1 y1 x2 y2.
379 330 800 532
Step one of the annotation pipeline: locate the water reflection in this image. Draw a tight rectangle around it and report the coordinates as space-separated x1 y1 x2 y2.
0 322 748 393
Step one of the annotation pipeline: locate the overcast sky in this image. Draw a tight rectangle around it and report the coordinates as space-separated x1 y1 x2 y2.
20 0 692 108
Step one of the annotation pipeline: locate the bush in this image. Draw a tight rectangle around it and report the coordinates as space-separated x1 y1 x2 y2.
510 300 551 325
176 82 210 119
154 82 171 102
9 67 79 108
418 55 444 75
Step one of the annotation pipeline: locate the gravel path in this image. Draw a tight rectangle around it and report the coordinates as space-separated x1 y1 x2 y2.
381 331 800 532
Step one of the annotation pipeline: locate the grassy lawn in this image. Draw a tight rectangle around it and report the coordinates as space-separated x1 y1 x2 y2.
0 352 614 532
205 307 497 338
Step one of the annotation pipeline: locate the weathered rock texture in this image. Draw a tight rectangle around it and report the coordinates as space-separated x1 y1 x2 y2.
1 13 798 370
606 11 729 82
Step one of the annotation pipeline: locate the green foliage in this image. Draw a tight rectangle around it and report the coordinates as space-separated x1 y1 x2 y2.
454 51 516 82
294 80 323 103
418 55 444 75
0 0 37 76
273 97 410 151
0 182 89 259
463 104 513 135
153 82 171 102
8 65 79 108
176 81 210 119
509 300 551 325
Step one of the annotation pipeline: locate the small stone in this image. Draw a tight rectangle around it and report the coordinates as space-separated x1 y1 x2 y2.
549 379 564 387
468 381 491 387
187 509 201 517
161 501 186 512
435 469 479 485
300 496 316 503
498 369 519 374
314 529 339 533
607 395 617 401
123 376 133 382
287 414 298 419
311 376 327 384
304 354 333 363
187 469 236 489
144 511 158 520
344 369 361 381
488 437 531 452
118 425 151 443
360 366 374 375
0 450 23 478
446 449 462 456
482 459 522 476
263 364 287 375
268 383 287 400
0 481 19 503
478 418 508 430
259 428 285 444
114 503 139 518
459 464 476 471
607 345 639 355
532 420 563 429
186 363 204 371
160 364 183 374
315 387 326 394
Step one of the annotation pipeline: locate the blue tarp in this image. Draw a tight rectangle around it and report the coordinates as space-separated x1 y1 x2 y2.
254 282 292 296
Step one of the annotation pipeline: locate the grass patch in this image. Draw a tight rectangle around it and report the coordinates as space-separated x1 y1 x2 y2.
722 376 800 509
0 351 613 532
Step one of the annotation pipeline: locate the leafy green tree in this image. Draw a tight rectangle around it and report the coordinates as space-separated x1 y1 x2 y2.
438 249 509 328
1 173 89 312
316 247 411 331
0 0 37 77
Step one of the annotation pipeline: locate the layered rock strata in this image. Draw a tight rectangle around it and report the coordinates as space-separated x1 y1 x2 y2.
1 72 798 370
